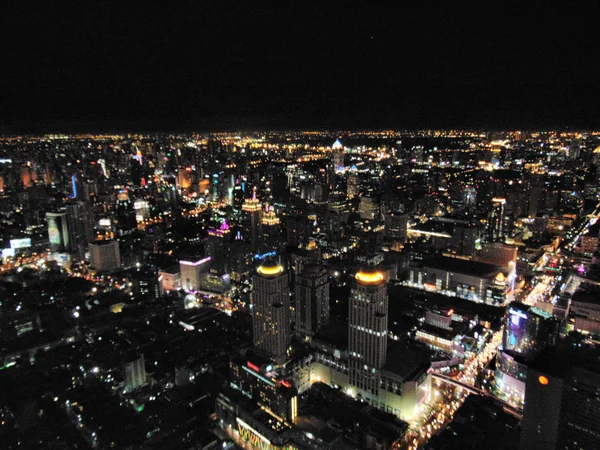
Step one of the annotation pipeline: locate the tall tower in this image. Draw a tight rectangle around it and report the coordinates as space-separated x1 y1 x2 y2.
65 201 95 262
349 266 388 397
487 197 506 242
261 204 280 253
295 262 329 339
206 219 231 273
242 188 262 253
251 260 290 364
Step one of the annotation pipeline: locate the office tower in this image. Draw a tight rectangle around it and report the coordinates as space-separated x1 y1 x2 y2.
124 354 147 393
65 201 95 262
179 257 211 292
294 262 329 339
450 224 480 258
46 211 70 253
349 266 388 395
502 303 558 360
206 220 231 273
463 185 476 207
487 197 506 242
251 260 290 364
115 189 137 233
89 240 121 272
242 188 262 253
496 303 559 408
232 180 245 211
521 364 600 450
384 211 408 242
261 204 281 252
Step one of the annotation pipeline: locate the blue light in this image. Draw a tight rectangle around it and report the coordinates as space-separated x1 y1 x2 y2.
71 174 77 198
254 251 276 260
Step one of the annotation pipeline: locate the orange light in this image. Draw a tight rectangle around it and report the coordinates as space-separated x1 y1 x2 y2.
539 375 549 385
355 271 384 284
257 264 283 276
447 309 454 317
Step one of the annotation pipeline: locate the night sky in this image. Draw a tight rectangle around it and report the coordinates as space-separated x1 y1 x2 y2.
2 1 600 133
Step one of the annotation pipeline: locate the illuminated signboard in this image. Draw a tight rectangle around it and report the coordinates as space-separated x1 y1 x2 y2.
47 218 61 245
10 238 31 249
236 418 293 450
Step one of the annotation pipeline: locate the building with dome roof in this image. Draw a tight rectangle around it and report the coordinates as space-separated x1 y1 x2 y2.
252 259 290 364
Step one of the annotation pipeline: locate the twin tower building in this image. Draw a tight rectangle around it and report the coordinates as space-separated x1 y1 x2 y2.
252 258 389 396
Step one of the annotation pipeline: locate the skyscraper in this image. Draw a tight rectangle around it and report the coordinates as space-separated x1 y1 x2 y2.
487 197 506 242
294 262 329 339
251 259 290 364
206 219 231 273
65 201 95 262
242 188 262 253
496 302 559 408
349 266 388 396
46 211 70 253
124 354 147 393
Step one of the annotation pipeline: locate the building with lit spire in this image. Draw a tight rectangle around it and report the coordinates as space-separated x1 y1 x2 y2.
261 203 281 252
349 266 389 396
242 187 262 253
251 259 290 364
206 219 231 273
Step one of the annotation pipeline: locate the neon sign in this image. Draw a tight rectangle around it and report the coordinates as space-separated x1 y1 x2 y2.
254 251 277 260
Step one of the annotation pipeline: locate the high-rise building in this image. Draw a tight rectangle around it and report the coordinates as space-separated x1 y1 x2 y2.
124 354 147 393
496 303 559 408
206 219 231 273
179 257 211 292
520 360 600 450
294 262 329 339
487 197 506 242
89 240 121 272
349 266 389 396
242 188 262 253
251 260 290 364
502 303 558 360
65 201 95 262
261 204 281 253
384 211 408 242
46 211 70 253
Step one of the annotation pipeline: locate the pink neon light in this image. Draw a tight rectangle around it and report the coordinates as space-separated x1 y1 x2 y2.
180 257 211 266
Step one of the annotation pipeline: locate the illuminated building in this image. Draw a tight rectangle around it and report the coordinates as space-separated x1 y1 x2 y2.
384 211 408 242
158 269 180 294
206 219 231 273
115 189 136 233
89 240 121 272
521 357 600 450
229 357 298 423
261 204 281 252
123 354 147 393
179 257 211 292
252 260 290 364
496 303 559 408
477 242 517 267
348 266 388 397
243 188 263 253
502 303 558 360
294 262 329 339
65 201 95 261
487 197 506 242
46 211 70 253
408 256 515 305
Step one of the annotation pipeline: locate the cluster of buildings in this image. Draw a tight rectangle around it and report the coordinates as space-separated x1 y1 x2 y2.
2 130 600 448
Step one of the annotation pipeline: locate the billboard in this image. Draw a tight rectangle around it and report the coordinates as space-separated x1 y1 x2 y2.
10 238 32 249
